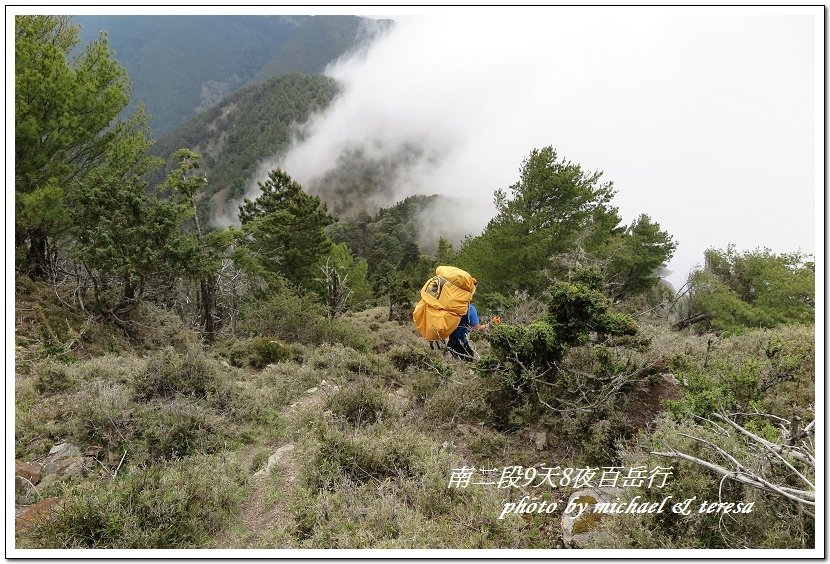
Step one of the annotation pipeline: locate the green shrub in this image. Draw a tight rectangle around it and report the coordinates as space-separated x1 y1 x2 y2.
301 343 391 382
28 454 246 548
286 423 533 548
240 291 369 351
667 326 815 419
388 346 434 373
69 381 135 450
121 302 201 351
33 360 72 394
406 371 442 405
136 345 218 400
241 288 325 331
136 399 229 461
327 382 391 427
424 370 492 425
15 391 74 460
69 355 146 384
303 423 430 491
688 247 814 335
228 337 291 369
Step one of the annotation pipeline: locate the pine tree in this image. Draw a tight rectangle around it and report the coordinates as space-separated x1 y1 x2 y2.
239 169 335 289
16 16 132 276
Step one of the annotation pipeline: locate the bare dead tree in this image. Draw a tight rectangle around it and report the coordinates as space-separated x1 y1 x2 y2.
318 258 351 319
652 411 815 509
672 312 710 331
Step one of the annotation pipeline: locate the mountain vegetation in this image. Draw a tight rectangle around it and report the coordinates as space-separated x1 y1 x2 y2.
14 15 815 551
148 72 340 222
252 15 391 82
74 15 388 137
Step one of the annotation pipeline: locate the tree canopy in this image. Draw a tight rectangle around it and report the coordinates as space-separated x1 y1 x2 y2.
455 147 675 301
688 246 814 334
15 15 133 276
239 169 336 290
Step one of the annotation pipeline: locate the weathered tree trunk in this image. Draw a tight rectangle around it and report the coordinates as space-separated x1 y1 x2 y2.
200 275 218 342
672 312 709 331
26 229 49 278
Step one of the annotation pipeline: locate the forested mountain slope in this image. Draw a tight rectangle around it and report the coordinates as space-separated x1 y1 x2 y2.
148 73 340 222
74 15 388 137
253 15 393 82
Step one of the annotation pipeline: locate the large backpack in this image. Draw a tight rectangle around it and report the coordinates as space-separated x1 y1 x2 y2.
412 266 476 341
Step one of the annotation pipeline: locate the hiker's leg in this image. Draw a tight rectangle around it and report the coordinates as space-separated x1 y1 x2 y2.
459 340 475 361
448 338 474 361
447 338 464 359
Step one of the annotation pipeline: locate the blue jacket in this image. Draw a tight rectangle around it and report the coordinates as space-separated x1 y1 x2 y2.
449 303 479 344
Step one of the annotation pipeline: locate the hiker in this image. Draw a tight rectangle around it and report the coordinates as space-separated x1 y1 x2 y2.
413 265 482 357
447 286 487 361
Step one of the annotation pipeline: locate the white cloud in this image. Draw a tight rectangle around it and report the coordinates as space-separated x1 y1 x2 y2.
250 8 818 289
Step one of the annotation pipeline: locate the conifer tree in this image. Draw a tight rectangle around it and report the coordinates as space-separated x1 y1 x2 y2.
239 169 335 289
16 15 132 276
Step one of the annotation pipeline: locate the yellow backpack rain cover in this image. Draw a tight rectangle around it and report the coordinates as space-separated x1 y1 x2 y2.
412 266 476 341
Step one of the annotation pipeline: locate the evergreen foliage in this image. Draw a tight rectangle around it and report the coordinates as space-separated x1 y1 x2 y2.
456 147 676 301
16 15 133 277
68 113 192 316
484 270 638 384
13 17 815 550
239 169 336 290
149 72 339 217
253 16 391 81
687 246 814 334
73 15 387 137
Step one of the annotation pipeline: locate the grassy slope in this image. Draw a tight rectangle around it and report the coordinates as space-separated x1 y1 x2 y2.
14 278 815 549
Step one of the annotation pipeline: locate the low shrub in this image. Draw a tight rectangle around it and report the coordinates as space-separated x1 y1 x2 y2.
121 302 201 352
136 345 219 400
69 381 136 451
302 423 431 491
423 371 492 426
27 454 247 548
665 325 815 420
286 423 536 548
136 399 230 461
302 343 395 384
405 371 442 405
388 346 434 373
327 382 391 427
69 355 146 384
33 360 72 395
15 394 74 460
228 337 291 369
239 290 369 351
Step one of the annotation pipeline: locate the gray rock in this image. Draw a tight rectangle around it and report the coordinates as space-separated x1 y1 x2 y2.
561 487 624 548
44 456 94 478
253 444 295 478
36 473 60 493
47 442 82 460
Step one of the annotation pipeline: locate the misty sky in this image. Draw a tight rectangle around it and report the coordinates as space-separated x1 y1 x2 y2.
269 7 819 291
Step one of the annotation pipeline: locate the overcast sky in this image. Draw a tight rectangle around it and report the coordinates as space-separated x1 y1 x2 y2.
270 6 820 290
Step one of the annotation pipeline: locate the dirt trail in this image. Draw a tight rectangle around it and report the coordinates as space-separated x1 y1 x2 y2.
215 379 338 548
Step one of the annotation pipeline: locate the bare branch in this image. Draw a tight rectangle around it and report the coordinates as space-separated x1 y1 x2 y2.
651 449 814 506
714 413 815 470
